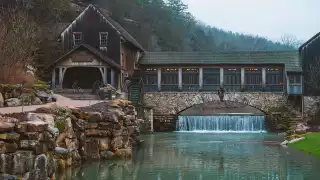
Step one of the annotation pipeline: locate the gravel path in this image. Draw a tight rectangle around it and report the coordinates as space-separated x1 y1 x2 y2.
0 94 103 114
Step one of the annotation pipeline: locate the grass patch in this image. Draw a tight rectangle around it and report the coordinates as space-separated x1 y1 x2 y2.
289 132 320 158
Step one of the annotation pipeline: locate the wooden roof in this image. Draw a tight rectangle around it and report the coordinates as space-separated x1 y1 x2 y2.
140 51 301 72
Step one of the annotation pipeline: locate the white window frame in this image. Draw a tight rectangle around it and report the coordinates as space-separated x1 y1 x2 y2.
99 32 108 47
73 32 82 46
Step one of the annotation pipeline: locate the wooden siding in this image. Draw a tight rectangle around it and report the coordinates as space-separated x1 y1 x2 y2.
60 6 121 63
121 43 137 76
301 34 320 95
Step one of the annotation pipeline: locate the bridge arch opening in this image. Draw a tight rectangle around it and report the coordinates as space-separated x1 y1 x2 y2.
176 101 267 133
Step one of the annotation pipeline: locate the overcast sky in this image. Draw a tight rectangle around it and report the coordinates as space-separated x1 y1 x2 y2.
182 0 319 42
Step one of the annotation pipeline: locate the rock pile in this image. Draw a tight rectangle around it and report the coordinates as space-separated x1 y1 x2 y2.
0 99 143 179
0 84 56 107
0 113 57 180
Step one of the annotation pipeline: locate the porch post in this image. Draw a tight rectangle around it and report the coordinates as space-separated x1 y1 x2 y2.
178 67 182 90
262 67 266 89
220 67 224 88
104 67 107 84
241 67 245 89
52 68 56 89
199 67 203 90
157 68 161 91
111 68 116 87
59 67 63 88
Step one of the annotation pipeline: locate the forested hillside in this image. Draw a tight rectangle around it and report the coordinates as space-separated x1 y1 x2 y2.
0 0 298 83
86 0 295 51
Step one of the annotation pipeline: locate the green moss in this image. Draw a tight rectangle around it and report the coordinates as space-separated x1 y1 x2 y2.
55 119 66 132
289 132 320 158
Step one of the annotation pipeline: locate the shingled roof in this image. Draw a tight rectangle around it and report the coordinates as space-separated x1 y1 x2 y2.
140 51 301 72
98 8 145 51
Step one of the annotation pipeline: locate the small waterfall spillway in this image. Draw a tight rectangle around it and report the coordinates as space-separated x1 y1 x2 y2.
176 115 266 133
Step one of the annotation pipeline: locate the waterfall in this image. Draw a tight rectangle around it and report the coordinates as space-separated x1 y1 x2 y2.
176 115 265 133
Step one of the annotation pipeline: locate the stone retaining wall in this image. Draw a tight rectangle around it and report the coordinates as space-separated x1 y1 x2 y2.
0 99 142 179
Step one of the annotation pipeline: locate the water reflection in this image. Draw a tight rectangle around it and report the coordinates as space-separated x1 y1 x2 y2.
56 133 320 180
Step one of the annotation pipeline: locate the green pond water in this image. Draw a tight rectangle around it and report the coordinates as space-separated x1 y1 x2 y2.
56 133 320 180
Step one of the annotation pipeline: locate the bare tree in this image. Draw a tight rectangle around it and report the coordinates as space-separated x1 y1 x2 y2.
0 8 42 84
280 34 303 48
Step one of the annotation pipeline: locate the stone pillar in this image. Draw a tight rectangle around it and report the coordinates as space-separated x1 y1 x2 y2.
52 68 56 89
199 67 203 90
262 67 266 89
157 68 161 91
111 68 115 87
241 67 245 89
220 67 224 88
178 67 182 90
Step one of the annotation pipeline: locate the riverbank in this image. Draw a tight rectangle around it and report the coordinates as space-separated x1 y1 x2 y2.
289 132 320 158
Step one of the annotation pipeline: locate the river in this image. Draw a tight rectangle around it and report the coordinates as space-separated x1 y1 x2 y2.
56 132 320 180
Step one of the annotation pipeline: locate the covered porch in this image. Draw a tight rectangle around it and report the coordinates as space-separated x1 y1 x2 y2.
50 44 121 90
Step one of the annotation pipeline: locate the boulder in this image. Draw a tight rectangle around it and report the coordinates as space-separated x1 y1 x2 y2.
85 129 110 137
84 138 100 159
27 113 55 127
98 138 111 151
0 141 18 153
100 150 115 159
32 97 42 105
0 122 15 133
0 174 18 180
17 121 48 132
87 112 103 122
0 133 20 141
0 115 19 124
12 150 35 175
5 98 21 107
55 147 69 155
295 123 310 134
114 148 132 158
65 138 79 151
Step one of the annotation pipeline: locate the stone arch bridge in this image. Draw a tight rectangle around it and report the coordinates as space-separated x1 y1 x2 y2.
143 92 289 131
143 92 318 131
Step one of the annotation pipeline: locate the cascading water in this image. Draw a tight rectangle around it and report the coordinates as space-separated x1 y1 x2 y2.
176 115 266 133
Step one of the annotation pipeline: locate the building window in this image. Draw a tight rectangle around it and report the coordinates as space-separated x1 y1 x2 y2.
182 68 199 91
266 67 283 92
161 68 178 91
99 32 108 47
73 32 82 46
203 68 220 91
224 68 241 92
143 68 158 92
245 68 262 91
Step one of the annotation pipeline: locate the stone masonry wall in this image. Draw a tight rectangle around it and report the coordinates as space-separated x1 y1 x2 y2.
144 92 286 114
0 99 142 179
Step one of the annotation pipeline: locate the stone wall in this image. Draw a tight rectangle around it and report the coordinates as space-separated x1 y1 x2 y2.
0 84 55 108
144 92 286 114
0 99 142 179
304 96 320 117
